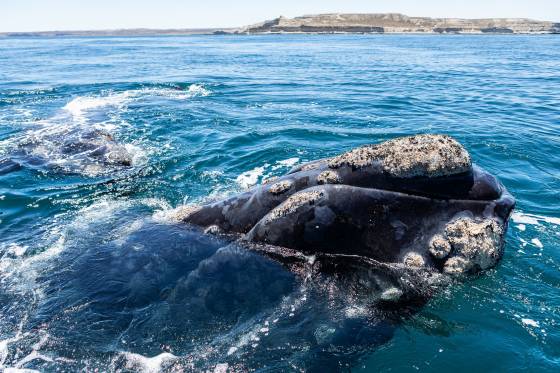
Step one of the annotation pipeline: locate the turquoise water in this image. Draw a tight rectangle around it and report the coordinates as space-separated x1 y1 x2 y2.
0 35 559 372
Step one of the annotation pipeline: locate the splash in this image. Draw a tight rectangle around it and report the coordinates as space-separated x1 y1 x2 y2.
63 93 130 124
235 158 300 189
236 165 267 189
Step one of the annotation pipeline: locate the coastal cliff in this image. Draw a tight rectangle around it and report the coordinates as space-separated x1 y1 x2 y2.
234 13 560 34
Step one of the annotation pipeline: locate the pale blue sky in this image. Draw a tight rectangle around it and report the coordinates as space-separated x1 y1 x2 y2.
1 0 559 32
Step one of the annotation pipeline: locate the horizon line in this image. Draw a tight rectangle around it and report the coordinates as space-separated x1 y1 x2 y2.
1 12 558 34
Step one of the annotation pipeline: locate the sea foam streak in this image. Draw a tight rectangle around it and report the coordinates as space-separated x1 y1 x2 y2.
63 83 211 124
511 212 560 226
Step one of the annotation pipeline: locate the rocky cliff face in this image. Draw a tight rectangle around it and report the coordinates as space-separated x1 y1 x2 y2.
236 13 560 34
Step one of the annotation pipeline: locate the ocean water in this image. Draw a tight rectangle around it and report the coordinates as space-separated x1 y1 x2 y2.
0 34 559 372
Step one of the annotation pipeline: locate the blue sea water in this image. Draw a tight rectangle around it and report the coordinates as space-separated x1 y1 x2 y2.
0 34 559 372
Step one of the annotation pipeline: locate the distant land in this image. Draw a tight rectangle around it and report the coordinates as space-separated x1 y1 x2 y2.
236 14 560 34
1 13 559 37
0 28 229 37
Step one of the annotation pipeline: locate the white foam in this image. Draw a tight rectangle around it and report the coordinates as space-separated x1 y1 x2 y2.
271 157 300 171
10 334 52 370
63 93 130 123
531 238 544 249
187 83 211 97
6 244 28 257
135 84 211 101
277 157 299 167
521 318 540 327
214 363 229 373
236 165 267 189
344 305 368 318
152 203 199 224
511 212 560 226
2 84 213 178
515 224 526 231
63 84 210 123
121 352 176 373
124 143 148 166
201 170 224 179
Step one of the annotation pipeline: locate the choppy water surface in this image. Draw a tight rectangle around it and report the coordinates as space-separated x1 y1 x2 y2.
0 35 559 372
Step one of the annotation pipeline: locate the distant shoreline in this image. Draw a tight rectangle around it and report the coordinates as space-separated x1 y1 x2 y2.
1 31 557 38
0 29 231 38
2 13 559 37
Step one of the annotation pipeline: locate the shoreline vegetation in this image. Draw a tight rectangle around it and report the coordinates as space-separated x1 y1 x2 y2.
2 13 559 37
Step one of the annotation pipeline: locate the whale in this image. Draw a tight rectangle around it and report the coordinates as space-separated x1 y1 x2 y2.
16 135 515 371
181 134 515 277
1 127 133 175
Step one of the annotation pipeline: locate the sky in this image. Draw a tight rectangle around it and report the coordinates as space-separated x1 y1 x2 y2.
1 0 559 32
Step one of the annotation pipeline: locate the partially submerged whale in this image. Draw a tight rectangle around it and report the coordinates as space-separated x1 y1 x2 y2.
1 128 133 176
182 134 514 277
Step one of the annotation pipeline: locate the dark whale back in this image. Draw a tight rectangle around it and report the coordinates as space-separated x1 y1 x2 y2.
185 140 502 234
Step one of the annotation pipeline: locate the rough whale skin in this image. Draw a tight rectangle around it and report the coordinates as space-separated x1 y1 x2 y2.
182 134 515 276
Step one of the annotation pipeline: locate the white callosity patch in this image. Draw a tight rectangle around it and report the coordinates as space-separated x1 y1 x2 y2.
328 134 471 178
317 170 340 185
435 217 504 274
403 252 425 268
267 190 325 221
442 256 472 275
428 234 452 259
268 180 293 195
262 176 279 185
301 162 322 172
